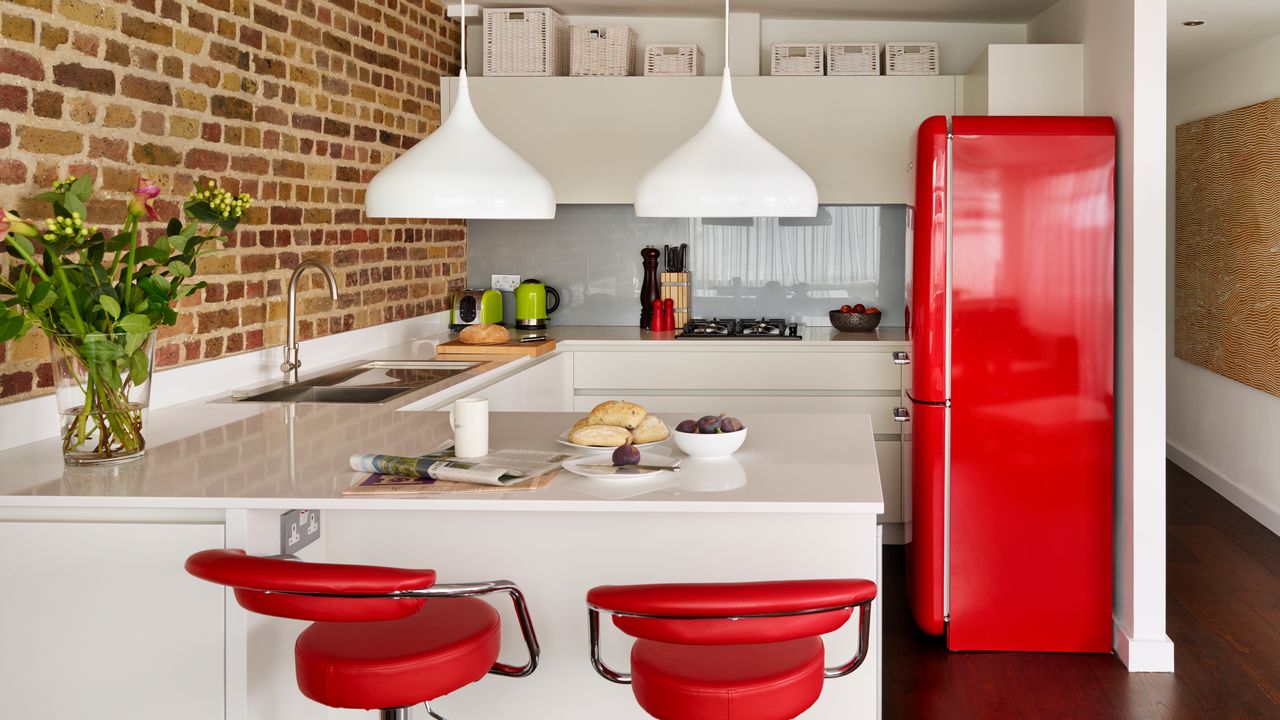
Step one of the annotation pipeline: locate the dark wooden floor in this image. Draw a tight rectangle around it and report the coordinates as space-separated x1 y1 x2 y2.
881 461 1280 719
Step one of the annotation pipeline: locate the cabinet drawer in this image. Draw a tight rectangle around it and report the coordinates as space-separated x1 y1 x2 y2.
573 395 902 435
574 351 900 392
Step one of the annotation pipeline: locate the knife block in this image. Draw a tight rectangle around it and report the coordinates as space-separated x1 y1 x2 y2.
659 272 690 334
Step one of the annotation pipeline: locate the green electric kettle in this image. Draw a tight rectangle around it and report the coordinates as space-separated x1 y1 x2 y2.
513 279 560 330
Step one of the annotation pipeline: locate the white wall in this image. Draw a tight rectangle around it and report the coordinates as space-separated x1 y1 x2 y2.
1167 34 1280 539
1028 0 1173 672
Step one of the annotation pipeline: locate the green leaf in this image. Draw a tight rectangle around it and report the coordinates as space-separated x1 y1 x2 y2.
134 245 169 265
101 364 123 389
7 235 34 259
117 314 151 334
166 218 182 236
124 331 146 356
29 282 54 311
68 173 94 202
127 349 150 386
61 193 87 220
0 315 26 342
80 335 124 362
105 232 132 252
184 201 222 224
99 295 120 319
33 191 62 204
167 260 192 278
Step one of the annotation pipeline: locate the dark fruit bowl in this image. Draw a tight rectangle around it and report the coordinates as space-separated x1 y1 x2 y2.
829 310 882 333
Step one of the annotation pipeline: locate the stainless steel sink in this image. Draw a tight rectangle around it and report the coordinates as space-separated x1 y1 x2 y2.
226 360 482 404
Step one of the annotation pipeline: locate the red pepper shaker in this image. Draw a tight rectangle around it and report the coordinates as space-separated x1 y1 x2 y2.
651 299 666 332
663 298 675 334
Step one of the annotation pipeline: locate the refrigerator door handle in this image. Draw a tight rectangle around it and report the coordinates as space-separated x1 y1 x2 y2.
892 407 910 423
893 351 911 365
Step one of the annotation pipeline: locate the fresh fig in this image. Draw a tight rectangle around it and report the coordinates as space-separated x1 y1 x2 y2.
612 441 641 466
696 414 724 434
675 419 699 434
719 416 744 433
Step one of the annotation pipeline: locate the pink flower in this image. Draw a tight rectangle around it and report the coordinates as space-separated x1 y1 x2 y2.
127 178 161 220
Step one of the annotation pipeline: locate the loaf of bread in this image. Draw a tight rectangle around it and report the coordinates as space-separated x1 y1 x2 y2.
569 424 632 447
458 323 510 345
631 414 669 444
587 400 647 430
569 417 591 436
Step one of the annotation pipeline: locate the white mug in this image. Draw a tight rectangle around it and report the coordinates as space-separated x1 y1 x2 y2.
449 398 489 458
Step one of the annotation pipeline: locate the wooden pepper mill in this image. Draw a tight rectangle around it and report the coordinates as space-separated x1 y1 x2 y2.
640 245 661 330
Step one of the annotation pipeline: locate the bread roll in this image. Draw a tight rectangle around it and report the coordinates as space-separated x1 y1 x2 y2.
587 400 647 430
458 323 510 345
569 424 632 447
569 417 591 436
631 414 669 444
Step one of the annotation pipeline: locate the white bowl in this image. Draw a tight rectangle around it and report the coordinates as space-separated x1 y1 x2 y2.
672 427 747 458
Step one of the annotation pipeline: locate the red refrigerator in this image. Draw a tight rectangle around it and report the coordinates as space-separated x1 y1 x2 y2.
903 116 1115 652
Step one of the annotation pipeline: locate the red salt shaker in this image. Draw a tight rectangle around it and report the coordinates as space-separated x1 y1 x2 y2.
663 298 675 334
651 299 666 332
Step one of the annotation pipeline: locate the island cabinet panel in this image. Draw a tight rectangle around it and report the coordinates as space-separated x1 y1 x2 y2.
571 350 904 523
574 350 901 392
0 520 225 719
464 354 573 412
444 76 956 205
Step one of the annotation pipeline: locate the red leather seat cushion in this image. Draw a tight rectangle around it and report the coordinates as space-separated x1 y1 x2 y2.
630 637 825 720
295 597 500 710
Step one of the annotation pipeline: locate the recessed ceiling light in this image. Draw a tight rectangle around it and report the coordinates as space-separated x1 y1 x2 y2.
1183 20 1205 27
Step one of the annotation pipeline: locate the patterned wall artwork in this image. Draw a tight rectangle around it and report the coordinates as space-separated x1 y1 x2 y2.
1175 97 1280 397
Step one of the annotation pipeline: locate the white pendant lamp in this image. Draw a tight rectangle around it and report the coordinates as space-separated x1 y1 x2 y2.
635 0 817 218
365 0 555 219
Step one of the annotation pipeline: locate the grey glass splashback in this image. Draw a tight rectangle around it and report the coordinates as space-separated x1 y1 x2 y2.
466 205 907 328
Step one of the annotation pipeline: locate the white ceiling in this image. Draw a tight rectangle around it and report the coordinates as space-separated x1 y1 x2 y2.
463 0 1061 22
1169 0 1280 77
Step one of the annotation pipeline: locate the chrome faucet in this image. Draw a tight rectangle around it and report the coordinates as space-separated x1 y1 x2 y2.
281 259 338 382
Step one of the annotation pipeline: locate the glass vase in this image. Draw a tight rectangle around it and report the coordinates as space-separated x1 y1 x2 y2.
48 331 156 465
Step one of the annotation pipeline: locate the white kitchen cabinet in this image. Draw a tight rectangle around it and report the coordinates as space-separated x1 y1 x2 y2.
0 520 226 719
460 354 572 412
570 348 905 524
443 76 956 205
574 350 900 392
960 44 1084 116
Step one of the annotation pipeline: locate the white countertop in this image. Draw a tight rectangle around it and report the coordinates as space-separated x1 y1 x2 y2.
0 321 896 511
1 412 883 514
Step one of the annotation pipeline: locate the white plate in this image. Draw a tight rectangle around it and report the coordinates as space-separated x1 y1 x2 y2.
561 450 678 480
555 432 668 453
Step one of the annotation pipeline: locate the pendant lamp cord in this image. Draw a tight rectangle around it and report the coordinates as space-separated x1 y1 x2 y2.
459 0 468 80
723 0 730 73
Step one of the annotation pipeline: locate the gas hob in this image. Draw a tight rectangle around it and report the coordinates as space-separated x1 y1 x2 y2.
677 318 802 340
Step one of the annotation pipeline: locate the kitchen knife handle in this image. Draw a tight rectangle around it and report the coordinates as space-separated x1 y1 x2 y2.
892 351 911 365
892 407 910 423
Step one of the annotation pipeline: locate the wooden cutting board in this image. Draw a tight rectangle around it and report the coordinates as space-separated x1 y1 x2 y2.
435 338 558 357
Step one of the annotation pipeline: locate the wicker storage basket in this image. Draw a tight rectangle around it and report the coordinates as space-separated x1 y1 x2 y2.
771 43 824 76
827 43 881 76
483 7 570 77
643 44 705 77
885 42 940 76
570 25 637 76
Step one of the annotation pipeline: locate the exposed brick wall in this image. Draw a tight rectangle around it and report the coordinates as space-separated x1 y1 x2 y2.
0 0 467 403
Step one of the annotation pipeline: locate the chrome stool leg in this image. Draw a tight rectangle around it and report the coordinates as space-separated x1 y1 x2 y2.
423 702 449 720
380 708 411 720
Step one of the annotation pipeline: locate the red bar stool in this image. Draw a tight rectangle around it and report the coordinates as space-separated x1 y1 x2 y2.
186 549 539 720
586 579 876 720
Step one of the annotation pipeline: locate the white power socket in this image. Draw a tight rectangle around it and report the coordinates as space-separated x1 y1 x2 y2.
491 274 521 292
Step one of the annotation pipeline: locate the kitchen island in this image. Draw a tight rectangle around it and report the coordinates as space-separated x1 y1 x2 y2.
0 406 884 720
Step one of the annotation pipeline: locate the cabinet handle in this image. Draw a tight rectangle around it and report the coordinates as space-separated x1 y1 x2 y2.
892 351 910 365
892 407 910 423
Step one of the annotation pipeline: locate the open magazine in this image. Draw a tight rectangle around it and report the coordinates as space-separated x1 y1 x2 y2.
347 443 580 489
